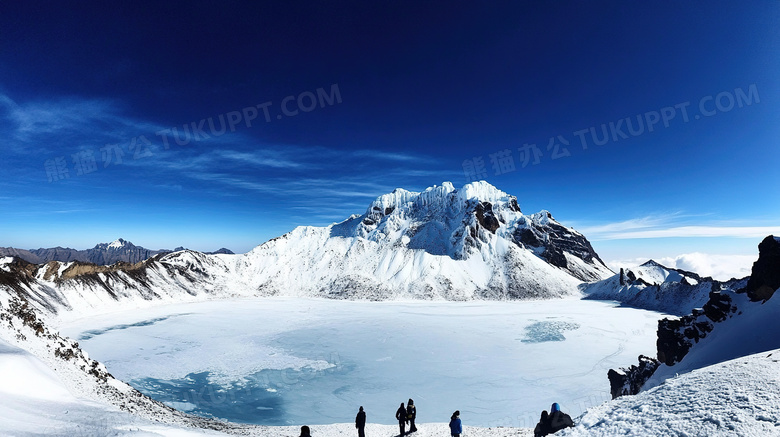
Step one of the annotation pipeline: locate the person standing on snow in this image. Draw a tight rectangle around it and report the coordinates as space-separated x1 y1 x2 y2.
396 402 407 436
449 410 462 437
355 406 366 437
406 399 417 433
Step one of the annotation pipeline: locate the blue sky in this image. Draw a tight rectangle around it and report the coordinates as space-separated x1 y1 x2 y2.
1 1 778 278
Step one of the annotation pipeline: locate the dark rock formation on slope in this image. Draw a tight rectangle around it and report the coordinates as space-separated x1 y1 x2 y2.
607 355 660 399
515 210 608 281
740 235 780 302
607 235 779 398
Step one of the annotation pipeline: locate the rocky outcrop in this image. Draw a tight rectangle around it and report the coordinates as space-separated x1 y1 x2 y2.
206 248 234 255
739 235 780 302
655 294 738 366
607 355 660 398
655 235 780 367
513 211 609 281
474 202 501 233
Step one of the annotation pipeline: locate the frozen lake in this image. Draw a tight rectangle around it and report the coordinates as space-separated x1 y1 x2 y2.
60 298 665 428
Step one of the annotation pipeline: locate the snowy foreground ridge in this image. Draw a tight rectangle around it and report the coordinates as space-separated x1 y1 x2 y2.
562 348 780 436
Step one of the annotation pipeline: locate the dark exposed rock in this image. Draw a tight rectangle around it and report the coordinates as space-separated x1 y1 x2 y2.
474 202 500 233
702 291 733 323
609 286 740 396
542 246 568 269
655 295 733 367
513 212 608 281
518 228 542 247
508 197 521 213
608 355 660 399
739 235 780 301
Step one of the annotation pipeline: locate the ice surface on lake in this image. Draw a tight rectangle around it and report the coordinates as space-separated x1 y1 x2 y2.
521 320 581 343
61 298 665 428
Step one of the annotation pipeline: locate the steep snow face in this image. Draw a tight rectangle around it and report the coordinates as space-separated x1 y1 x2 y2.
353 181 517 259
564 348 780 436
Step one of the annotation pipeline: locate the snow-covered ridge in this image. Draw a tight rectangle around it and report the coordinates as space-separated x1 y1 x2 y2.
0 181 613 319
580 259 743 315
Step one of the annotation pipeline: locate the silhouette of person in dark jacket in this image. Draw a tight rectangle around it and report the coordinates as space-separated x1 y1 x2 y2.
355 406 366 437
300 425 311 437
396 402 406 436
406 399 417 433
534 410 550 437
535 403 574 435
548 403 574 433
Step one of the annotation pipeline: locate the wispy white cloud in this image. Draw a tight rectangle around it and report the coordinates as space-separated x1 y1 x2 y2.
574 213 780 241
0 93 457 217
0 93 162 150
600 226 780 240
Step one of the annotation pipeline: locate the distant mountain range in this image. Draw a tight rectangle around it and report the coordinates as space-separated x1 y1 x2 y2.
0 238 233 265
0 181 613 316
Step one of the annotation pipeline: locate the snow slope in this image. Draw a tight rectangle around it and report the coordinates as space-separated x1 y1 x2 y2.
0 337 229 437
562 348 780 436
646 287 780 390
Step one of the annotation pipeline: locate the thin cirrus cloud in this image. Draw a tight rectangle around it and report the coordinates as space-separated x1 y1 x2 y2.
574 214 780 241
0 93 448 202
0 93 161 150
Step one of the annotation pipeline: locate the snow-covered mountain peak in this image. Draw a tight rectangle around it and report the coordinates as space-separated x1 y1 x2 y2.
365 181 515 218
106 238 130 250
242 181 612 297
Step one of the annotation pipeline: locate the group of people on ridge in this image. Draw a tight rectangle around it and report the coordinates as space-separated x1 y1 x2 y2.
299 401 571 437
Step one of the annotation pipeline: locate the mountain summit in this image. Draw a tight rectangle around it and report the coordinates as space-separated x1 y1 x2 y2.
236 181 612 300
